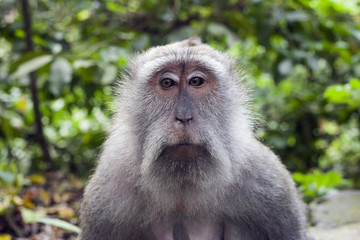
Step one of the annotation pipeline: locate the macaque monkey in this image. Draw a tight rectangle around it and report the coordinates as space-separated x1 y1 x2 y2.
79 38 308 240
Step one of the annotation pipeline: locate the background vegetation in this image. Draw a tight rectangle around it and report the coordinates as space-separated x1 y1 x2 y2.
0 0 359 238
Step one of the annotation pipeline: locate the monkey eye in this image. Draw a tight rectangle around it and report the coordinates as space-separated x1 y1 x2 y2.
160 78 177 89
189 77 204 87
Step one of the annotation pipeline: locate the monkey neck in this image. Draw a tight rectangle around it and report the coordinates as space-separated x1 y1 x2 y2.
143 181 226 219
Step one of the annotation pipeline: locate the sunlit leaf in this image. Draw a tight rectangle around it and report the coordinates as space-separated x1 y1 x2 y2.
21 207 46 223
17 95 26 113
9 55 53 80
278 59 293 75
49 57 73 96
0 170 15 184
285 11 309 22
23 199 35 208
39 189 51 206
106 2 127 14
0 196 11 214
57 206 76 219
352 30 360 41
101 65 117 84
29 174 46 184
21 208 81 233
99 46 129 63
292 170 345 202
73 59 96 69
14 29 25 38
324 84 351 104
37 218 81 233
12 196 23 206
350 78 360 88
0 234 12 240
77 9 91 21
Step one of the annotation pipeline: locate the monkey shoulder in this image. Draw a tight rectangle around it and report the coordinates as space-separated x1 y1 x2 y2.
227 139 301 210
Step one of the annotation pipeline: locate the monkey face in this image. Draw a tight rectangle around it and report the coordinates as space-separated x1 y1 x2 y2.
144 60 224 185
120 39 251 193
136 61 227 187
149 61 218 144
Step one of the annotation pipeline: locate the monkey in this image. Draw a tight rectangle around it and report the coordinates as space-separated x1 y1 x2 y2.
79 37 308 240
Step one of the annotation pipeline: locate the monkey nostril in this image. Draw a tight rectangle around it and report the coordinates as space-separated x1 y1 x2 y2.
176 116 193 123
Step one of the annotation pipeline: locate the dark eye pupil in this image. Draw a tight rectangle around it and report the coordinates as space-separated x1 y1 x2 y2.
161 78 175 88
190 77 204 86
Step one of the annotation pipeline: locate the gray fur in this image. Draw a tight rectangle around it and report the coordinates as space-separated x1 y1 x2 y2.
79 39 308 240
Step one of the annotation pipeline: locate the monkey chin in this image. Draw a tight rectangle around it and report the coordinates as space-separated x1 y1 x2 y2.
154 143 216 182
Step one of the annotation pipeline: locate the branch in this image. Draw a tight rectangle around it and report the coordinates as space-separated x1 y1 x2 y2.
20 0 52 170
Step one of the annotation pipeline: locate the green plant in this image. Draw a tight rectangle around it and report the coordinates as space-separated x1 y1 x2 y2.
0 163 28 236
0 163 27 215
21 208 81 233
293 170 349 203
324 78 360 108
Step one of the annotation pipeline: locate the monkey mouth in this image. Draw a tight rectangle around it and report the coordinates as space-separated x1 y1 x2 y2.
158 143 210 162
164 143 201 157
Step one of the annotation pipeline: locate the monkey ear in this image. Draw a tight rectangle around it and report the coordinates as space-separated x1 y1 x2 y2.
182 37 202 47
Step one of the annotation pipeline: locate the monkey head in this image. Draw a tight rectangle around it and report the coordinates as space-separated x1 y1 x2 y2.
116 38 253 199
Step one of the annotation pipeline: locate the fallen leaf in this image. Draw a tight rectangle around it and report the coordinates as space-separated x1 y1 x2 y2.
57 206 75 219
0 234 12 240
29 174 46 185
39 189 51 206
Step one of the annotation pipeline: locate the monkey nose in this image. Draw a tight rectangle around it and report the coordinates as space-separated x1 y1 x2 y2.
175 115 193 124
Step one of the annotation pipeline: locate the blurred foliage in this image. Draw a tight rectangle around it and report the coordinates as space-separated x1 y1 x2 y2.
0 163 27 215
0 0 359 185
0 169 83 237
293 170 350 203
21 207 81 233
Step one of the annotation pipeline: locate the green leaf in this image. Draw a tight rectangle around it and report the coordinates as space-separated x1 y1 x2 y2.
0 170 15 184
324 84 351 104
278 59 293 75
76 9 91 21
350 78 360 88
106 2 127 14
21 207 46 223
9 55 53 80
285 11 309 22
38 218 81 233
99 46 129 63
49 57 73 95
73 59 96 69
292 170 344 202
0 234 12 240
21 208 81 233
8 52 47 74
101 65 117 84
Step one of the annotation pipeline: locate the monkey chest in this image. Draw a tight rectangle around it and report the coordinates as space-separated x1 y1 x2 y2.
151 219 223 240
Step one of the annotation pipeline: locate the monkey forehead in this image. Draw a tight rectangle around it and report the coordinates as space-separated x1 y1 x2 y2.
130 43 235 82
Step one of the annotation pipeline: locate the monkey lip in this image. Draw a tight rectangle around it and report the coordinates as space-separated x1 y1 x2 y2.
170 143 198 152
176 142 192 146
161 143 207 160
